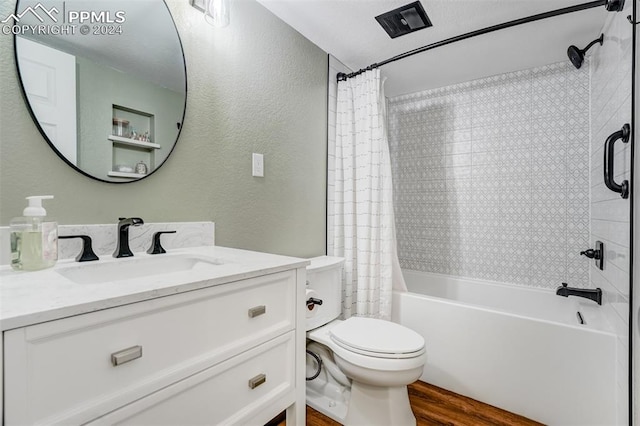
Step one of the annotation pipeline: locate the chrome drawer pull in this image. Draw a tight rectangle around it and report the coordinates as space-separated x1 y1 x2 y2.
248 305 266 318
248 373 266 389
111 345 142 366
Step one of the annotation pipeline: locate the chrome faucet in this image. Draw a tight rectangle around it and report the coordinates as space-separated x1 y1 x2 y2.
555 283 602 305
113 217 144 258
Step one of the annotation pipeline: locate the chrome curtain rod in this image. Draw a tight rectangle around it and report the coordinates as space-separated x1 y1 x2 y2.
337 0 624 82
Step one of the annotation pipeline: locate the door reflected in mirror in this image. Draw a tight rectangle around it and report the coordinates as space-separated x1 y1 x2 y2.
14 0 186 183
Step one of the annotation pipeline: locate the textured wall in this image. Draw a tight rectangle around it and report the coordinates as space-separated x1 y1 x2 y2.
388 61 591 290
0 0 328 258
589 2 633 422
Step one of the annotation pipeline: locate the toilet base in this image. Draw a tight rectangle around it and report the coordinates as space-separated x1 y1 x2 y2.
345 382 416 426
306 385 349 424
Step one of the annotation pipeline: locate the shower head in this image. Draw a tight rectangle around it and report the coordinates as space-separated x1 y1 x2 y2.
604 0 625 12
567 34 604 69
567 45 584 69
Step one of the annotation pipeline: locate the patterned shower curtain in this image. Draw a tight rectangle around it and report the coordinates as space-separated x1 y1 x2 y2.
331 68 405 320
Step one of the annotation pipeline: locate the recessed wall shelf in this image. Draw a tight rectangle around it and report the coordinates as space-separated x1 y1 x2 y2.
109 105 157 180
108 135 161 150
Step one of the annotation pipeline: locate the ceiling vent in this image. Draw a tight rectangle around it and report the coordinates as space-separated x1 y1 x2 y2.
375 1 432 39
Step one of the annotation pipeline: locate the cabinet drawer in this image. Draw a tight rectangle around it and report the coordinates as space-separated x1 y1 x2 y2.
4 270 296 425
89 331 296 426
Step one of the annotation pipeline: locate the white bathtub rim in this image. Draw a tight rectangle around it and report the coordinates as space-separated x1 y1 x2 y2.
392 290 613 336
400 270 613 333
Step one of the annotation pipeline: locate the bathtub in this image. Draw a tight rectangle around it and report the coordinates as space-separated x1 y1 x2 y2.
391 270 618 426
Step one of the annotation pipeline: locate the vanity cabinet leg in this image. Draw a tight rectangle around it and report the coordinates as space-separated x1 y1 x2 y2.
286 401 305 426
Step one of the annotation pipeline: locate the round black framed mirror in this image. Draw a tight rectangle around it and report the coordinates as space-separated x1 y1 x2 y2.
13 0 187 183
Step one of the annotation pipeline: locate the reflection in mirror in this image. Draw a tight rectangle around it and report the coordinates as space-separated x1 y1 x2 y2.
14 0 186 183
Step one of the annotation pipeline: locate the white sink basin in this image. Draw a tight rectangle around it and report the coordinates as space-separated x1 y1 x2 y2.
56 254 222 285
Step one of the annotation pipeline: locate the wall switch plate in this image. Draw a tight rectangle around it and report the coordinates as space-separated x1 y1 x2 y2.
252 153 264 177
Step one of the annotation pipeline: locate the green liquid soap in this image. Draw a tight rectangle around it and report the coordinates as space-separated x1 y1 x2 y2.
11 230 56 271
9 195 58 272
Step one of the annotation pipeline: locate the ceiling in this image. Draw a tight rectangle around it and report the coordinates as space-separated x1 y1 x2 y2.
257 0 610 97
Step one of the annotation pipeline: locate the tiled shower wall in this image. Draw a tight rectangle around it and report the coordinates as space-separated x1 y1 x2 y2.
589 2 632 422
387 62 591 290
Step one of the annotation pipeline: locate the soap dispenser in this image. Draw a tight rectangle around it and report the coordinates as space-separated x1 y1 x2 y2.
10 195 58 271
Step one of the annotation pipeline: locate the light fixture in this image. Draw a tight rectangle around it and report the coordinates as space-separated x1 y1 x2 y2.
190 0 230 28
205 0 230 27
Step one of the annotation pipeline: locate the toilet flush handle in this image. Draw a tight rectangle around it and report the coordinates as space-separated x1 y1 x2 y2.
306 297 323 309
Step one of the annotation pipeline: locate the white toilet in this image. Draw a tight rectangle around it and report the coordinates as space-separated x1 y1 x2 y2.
305 256 426 426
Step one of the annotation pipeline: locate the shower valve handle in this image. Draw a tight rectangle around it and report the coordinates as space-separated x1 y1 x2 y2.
580 249 601 259
580 241 604 270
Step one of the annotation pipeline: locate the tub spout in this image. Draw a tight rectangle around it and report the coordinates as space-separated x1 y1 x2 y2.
556 283 602 305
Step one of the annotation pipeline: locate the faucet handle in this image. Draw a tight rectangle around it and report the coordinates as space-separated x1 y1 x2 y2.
580 249 600 259
580 241 604 270
147 231 176 255
59 235 99 262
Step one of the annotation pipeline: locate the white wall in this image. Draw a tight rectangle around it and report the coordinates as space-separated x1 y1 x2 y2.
590 2 633 423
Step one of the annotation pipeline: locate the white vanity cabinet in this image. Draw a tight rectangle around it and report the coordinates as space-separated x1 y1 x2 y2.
3 268 307 425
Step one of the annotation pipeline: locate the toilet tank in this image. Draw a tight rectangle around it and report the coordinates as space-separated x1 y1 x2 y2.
306 256 344 331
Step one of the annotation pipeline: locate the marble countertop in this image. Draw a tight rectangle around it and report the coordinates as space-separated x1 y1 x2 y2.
0 246 309 331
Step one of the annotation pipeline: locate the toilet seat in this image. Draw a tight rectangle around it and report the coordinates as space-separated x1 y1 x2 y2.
330 317 425 359
308 318 426 371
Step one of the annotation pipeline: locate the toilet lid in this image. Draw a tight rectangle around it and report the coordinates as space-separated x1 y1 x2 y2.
329 317 425 358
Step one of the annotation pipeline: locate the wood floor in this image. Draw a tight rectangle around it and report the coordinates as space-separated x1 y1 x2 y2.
269 381 543 426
